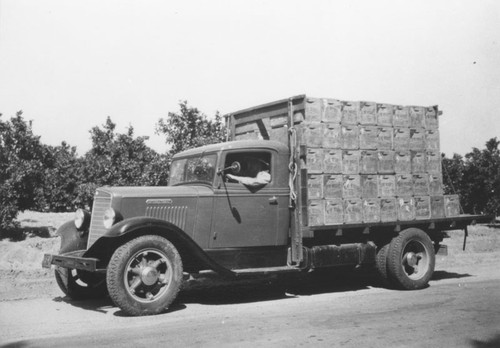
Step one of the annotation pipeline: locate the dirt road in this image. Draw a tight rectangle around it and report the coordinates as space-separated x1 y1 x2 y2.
1 261 499 347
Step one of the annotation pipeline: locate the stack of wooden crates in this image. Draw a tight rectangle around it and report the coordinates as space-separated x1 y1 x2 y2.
230 96 461 227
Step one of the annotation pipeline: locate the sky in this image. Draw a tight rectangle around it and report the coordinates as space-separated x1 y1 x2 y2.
0 0 499 156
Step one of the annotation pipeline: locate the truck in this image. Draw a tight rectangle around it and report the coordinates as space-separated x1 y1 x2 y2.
42 95 492 316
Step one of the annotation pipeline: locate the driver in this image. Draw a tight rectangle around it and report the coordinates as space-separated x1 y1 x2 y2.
226 157 271 187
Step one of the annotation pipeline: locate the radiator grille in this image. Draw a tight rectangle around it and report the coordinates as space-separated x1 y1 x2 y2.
87 193 111 249
145 205 188 230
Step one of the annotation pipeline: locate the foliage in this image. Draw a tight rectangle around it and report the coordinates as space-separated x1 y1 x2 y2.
0 112 46 230
78 117 170 208
156 101 226 156
41 142 84 212
442 137 500 216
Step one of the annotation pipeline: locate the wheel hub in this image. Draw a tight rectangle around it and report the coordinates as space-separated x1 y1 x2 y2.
405 252 418 267
140 267 159 286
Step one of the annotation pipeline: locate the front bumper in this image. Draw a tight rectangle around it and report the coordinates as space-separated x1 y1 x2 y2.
42 252 100 272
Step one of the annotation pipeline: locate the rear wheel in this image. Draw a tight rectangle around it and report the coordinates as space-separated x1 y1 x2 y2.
386 228 435 290
106 235 183 316
374 242 390 286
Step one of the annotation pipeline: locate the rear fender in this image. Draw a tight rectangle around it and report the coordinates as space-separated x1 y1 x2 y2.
84 217 235 278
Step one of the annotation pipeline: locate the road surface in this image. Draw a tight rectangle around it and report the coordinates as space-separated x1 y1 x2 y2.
1 264 499 348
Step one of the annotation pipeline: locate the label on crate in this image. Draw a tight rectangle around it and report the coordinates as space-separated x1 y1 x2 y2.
429 174 443 195
307 174 323 200
445 195 460 217
301 124 323 147
425 106 439 129
415 196 431 220
344 198 363 224
359 126 378 149
322 124 341 148
377 127 393 150
322 99 342 123
377 104 394 126
325 199 344 224
380 198 397 222
425 129 440 151
411 151 426 173
360 102 377 125
324 174 343 198
409 106 425 128
378 151 395 174
426 151 441 173
360 150 378 174
396 174 414 196
304 148 324 173
393 128 410 151
341 101 360 125
395 151 411 173
363 198 381 222
409 128 425 151
305 98 322 123
324 150 342 174
343 175 361 198
342 150 360 174
361 175 378 198
378 175 396 197
430 196 445 218
308 200 325 226
341 125 359 149
413 174 430 196
398 197 415 221
393 106 410 128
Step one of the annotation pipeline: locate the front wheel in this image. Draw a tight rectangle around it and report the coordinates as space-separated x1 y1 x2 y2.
106 235 183 316
55 267 107 299
386 228 435 290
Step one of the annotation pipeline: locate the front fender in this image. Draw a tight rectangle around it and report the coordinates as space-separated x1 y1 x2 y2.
56 220 88 254
86 217 235 278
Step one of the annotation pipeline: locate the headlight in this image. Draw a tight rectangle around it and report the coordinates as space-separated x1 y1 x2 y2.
103 208 120 229
74 209 90 230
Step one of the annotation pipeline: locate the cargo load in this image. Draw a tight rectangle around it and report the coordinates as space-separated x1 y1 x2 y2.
227 95 452 228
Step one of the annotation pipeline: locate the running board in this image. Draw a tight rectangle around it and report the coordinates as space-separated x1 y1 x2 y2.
232 266 303 277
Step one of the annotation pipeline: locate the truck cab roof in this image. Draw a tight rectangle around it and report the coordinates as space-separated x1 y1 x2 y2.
172 140 289 159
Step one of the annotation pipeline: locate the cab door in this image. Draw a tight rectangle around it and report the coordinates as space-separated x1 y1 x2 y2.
209 150 288 248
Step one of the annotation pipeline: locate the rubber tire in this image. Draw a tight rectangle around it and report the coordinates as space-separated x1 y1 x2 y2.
106 235 183 316
54 267 107 299
375 242 390 286
387 228 435 290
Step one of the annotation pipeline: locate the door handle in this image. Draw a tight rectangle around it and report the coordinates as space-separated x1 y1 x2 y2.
268 196 278 205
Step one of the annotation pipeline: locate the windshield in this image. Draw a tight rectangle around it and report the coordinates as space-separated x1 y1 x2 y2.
169 154 217 186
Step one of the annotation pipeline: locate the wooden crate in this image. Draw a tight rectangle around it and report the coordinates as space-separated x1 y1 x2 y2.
325 199 344 224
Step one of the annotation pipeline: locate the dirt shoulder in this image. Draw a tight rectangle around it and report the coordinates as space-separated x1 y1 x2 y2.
0 211 498 302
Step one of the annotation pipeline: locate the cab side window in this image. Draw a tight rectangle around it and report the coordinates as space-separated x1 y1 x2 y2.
224 152 272 187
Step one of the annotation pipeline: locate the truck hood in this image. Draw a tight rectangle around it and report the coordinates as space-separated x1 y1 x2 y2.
97 185 213 198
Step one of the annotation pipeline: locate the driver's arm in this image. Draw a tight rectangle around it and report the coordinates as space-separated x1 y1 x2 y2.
226 171 270 187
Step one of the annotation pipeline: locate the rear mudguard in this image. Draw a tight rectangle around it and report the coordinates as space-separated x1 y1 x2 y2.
56 220 88 254
84 216 235 278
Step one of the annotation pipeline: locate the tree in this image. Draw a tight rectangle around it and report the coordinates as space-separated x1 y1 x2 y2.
78 117 170 208
0 112 46 230
442 137 500 216
41 142 84 212
156 101 226 156
462 138 500 215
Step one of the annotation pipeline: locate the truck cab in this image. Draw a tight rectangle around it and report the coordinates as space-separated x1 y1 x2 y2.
43 140 296 316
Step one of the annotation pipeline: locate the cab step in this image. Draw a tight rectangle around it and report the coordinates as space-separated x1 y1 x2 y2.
232 266 303 277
